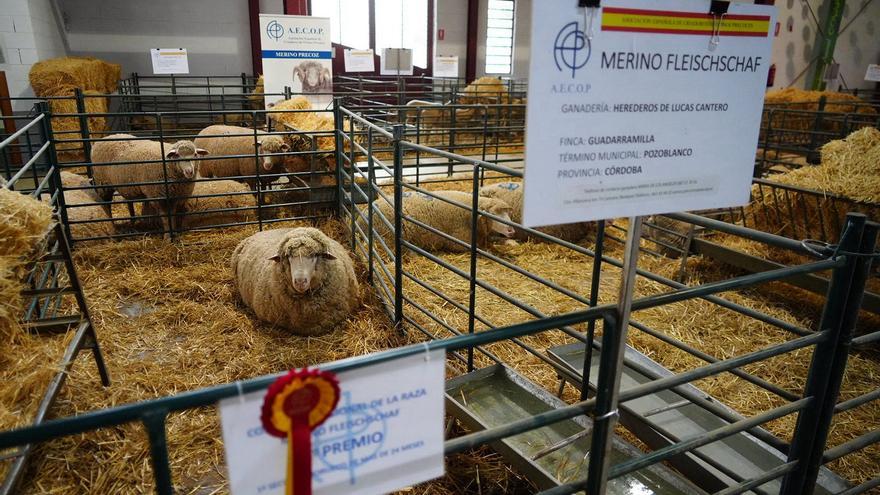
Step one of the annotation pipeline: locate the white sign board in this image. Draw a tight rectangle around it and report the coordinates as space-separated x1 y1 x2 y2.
380 48 414 76
344 49 376 73
865 64 880 82
434 56 460 78
260 15 333 110
150 48 189 75
522 0 776 226
220 351 445 495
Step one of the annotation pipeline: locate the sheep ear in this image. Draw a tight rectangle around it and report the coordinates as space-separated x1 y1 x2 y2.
268 255 282 262
318 251 336 260
165 150 180 159
196 148 209 156
320 68 331 83
256 141 263 149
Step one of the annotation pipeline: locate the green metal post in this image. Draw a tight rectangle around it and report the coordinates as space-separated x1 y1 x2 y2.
810 0 846 90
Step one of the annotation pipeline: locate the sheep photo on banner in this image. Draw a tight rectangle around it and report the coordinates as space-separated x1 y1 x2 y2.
260 14 333 110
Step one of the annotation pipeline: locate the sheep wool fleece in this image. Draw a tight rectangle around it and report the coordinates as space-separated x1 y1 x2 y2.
231 227 359 335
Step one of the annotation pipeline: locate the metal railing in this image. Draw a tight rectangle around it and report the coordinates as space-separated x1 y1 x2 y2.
333 105 879 494
0 107 109 494
755 96 879 174
0 97 876 494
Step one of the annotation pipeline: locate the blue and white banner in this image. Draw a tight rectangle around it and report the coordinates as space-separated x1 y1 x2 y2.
259 15 333 110
220 351 446 495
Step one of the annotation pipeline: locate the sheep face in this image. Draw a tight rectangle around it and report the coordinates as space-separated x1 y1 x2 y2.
270 232 336 294
294 62 331 93
479 197 516 238
166 141 208 179
490 211 516 238
257 136 290 172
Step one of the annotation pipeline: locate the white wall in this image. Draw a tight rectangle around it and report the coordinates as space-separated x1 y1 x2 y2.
767 0 879 90
59 0 254 77
0 0 69 111
435 0 468 78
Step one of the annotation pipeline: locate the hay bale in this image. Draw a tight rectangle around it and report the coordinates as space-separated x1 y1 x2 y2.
0 188 53 346
0 188 54 258
746 128 880 241
29 57 121 96
248 75 265 110
140 180 258 230
48 87 109 156
803 127 880 203
460 77 506 104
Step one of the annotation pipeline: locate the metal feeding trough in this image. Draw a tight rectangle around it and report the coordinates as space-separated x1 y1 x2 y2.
546 342 850 495
445 364 705 494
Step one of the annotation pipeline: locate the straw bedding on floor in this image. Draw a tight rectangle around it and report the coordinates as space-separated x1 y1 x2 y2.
2 208 877 492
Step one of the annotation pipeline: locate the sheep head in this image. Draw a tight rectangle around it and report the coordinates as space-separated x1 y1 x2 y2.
269 228 337 294
257 135 290 172
478 197 516 238
165 140 208 179
294 62 331 92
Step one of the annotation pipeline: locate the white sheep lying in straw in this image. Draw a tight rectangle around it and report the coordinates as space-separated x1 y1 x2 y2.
194 125 289 192
371 190 515 253
91 134 207 237
480 181 596 243
231 227 359 335
54 171 115 239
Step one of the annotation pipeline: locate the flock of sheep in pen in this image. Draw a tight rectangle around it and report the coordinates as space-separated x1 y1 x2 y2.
55 77 578 336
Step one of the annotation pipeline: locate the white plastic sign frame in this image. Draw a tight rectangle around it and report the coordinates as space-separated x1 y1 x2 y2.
521 0 777 226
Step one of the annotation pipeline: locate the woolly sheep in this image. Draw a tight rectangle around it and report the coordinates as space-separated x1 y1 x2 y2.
479 181 596 243
90 134 208 237
140 179 257 231
371 190 515 253
231 227 359 335
55 172 115 239
194 125 289 192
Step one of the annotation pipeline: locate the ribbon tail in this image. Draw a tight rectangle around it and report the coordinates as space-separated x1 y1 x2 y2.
288 415 312 495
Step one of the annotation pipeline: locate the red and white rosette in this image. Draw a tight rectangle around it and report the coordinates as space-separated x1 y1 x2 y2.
261 369 340 495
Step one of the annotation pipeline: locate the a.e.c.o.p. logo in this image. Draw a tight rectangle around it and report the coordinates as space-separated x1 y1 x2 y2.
266 20 285 41
554 21 591 78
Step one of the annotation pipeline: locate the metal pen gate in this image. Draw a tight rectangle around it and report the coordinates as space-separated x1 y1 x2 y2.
0 97 877 494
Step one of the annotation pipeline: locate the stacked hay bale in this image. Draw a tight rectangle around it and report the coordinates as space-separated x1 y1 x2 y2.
0 189 53 347
747 126 880 241
28 57 121 162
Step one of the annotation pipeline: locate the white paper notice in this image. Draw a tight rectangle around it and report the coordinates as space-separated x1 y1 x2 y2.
865 64 880 82
150 48 189 75
380 48 414 76
434 56 460 78
344 49 376 72
220 350 445 495
521 0 777 226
